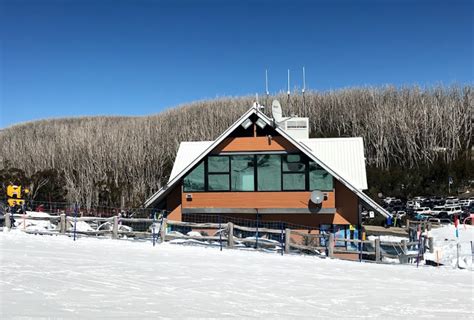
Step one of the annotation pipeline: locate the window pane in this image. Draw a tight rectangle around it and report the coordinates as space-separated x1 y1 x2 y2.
231 155 255 191
183 162 205 191
208 156 229 173
283 154 305 172
283 173 305 190
257 155 281 191
309 162 333 190
208 174 229 191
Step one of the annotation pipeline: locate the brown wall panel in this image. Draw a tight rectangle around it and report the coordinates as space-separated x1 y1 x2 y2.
335 180 359 225
212 136 298 153
182 191 335 209
167 184 182 221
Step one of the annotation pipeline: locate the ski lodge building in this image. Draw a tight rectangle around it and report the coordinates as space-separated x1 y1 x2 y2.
145 103 390 236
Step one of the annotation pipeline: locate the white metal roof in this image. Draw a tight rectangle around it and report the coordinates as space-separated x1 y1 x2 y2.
170 138 368 190
298 138 368 190
169 141 213 181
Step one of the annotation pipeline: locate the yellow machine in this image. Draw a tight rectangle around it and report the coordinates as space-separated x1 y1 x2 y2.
6 185 29 207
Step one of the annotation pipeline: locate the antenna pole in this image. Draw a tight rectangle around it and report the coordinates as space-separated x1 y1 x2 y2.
265 69 269 109
302 66 306 113
287 69 291 109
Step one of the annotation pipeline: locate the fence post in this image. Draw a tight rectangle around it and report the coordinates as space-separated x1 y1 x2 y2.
112 216 118 239
160 218 167 243
401 239 408 264
285 228 291 254
60 213 66 234
328 233 334 258
5 212 11 229
218 215 222 251
227 222 234 248
375 238 381 262
428 237 434 254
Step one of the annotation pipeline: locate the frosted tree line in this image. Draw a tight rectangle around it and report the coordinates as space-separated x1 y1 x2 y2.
0 85 472 208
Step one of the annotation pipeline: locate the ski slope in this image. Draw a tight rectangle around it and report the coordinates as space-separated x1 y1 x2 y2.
0 230 472 319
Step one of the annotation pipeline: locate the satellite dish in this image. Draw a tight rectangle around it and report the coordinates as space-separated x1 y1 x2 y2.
310 190 324 204
271 99 283 123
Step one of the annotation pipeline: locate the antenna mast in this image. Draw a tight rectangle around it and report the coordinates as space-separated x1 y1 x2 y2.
302 66 306 112
265 69 269 109
287 69 291 109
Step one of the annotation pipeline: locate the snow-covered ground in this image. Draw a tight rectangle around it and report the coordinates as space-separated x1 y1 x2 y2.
0 231 473 319
425 224 474 268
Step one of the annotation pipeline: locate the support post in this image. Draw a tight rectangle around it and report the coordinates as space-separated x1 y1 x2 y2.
160 218 167 243
285 228 291 254
218 215 222 251
112 216 119 239
401 239 408 264
5 212 11 229
328 233 334 258
60 213 66 234
375 238 381 262
227 222 234 248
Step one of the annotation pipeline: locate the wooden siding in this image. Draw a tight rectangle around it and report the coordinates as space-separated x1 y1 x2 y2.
211 136 298 153
334 180 359 225
166 184 182 221
182 191 335 209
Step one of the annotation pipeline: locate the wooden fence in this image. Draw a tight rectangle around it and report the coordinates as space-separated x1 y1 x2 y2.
3 213 433 264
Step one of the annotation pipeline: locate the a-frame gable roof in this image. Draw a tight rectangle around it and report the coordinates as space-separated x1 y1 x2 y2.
144 106 391 218
144 107 258 207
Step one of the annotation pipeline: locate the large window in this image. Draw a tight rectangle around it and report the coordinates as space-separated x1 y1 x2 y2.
257 155 281 191
182 153 334 192
231 155 255 191
309 162 334 191
208 156 230 191
183 162 205 192
282 154 306 191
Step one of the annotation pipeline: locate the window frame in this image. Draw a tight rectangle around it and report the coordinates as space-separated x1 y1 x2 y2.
229 155 256 192
281 154 308 191
206 155 231 191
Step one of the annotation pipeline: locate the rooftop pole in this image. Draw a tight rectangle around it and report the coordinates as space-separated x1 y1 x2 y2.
287 69 291 109
265 69 269 109
302 66 306 113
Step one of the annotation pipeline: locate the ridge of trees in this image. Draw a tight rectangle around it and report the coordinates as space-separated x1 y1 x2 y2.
0 85 472 208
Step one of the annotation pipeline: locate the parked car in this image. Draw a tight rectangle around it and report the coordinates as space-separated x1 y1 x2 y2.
437 211 452 220
444 206 463 216
413 196 427 203
414 207 431 215
383 197 397 205
445 197 459 206
430 196 445 206
431 206 446 216
406 200 416 209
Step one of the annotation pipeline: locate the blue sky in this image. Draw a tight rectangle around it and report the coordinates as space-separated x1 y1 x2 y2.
1 0 472 128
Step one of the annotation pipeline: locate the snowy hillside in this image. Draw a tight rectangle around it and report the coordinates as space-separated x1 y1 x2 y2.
0 231 472 319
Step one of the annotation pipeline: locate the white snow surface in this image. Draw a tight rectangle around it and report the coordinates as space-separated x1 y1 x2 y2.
1 231 473 319
425 224 474 268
